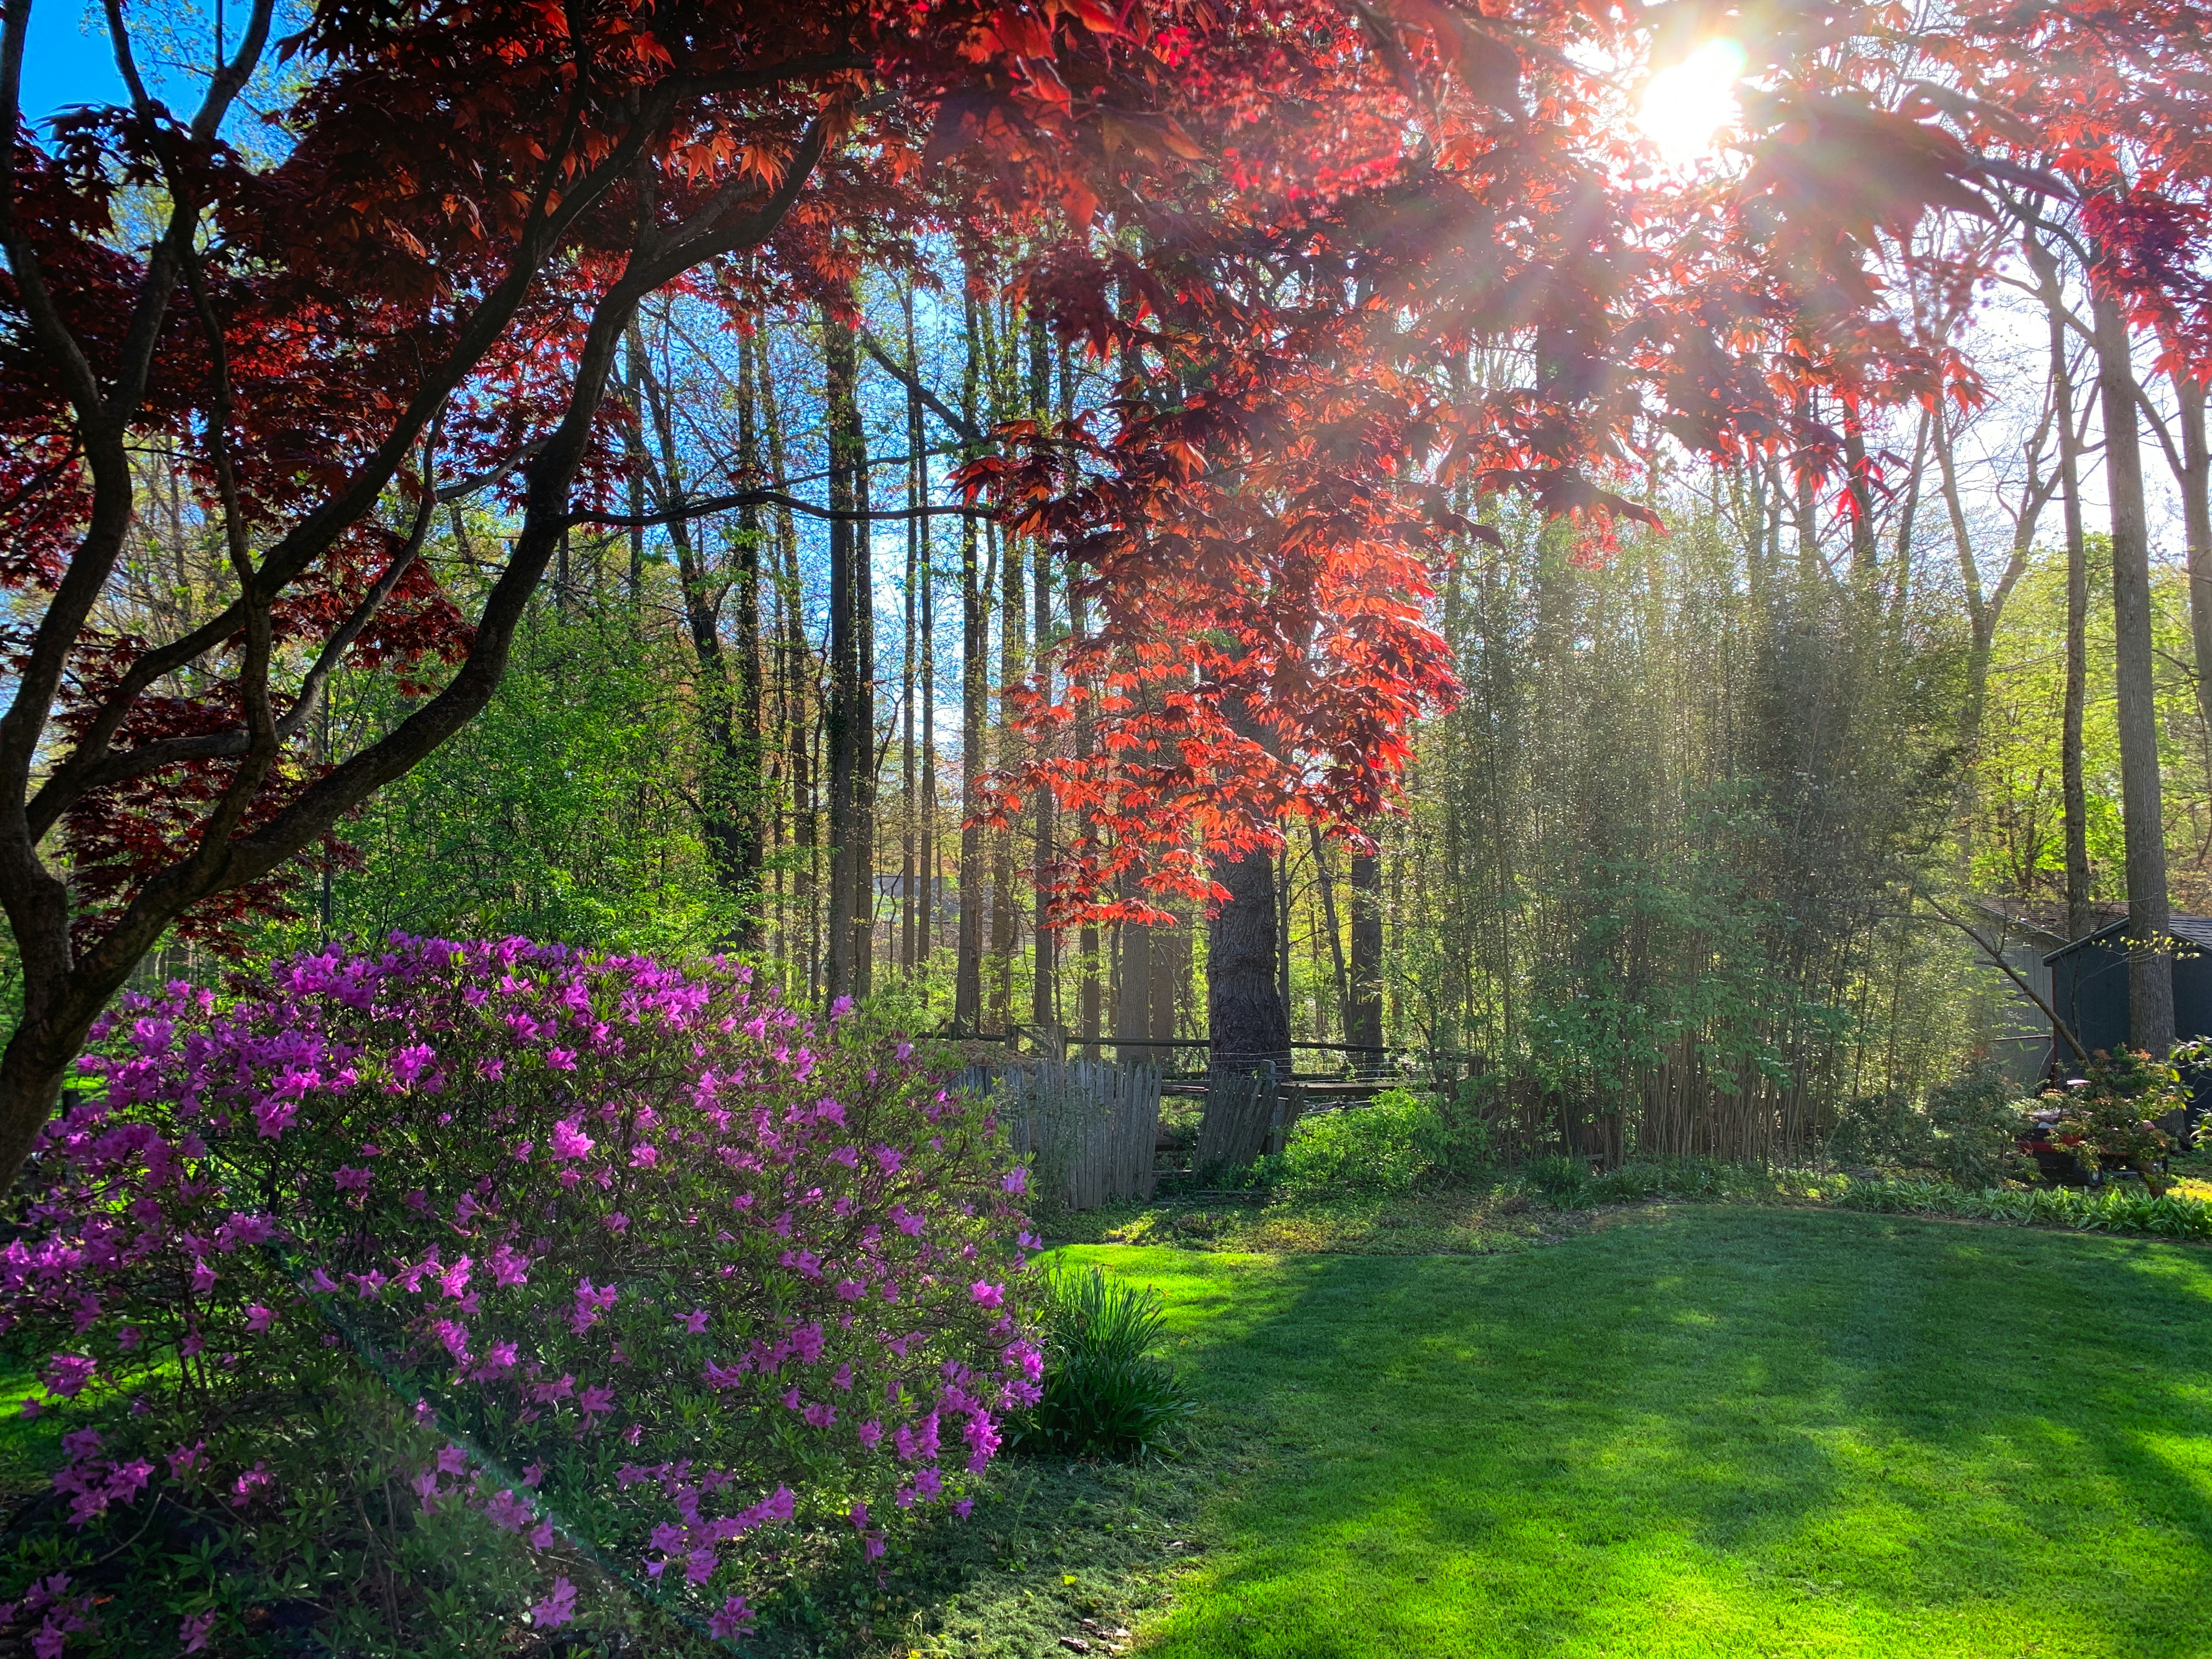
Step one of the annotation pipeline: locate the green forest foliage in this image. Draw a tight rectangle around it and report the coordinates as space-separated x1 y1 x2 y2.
69 475 2194 1158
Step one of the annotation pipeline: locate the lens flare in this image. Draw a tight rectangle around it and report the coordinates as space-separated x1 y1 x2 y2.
1633 39 1747 168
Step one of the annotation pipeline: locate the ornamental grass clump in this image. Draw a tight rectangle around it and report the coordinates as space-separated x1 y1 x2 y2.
0 937 1041 1655
1019 1266 1191 1460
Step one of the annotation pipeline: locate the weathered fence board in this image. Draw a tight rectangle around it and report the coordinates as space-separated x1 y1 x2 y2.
956 1059 1163 1212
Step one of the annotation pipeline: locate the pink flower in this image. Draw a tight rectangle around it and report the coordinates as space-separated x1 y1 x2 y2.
1001 1165 1029 1196
544 1048 577 1071
179 1611 216 1653
245 1305 273 1333
570 1278 617 1334
530 1577 578 1630
549 1118 594 1161
190 1259 216 1295
489 1243 532 1287
42 1355 94 1400
970 1280 1005 1309
390 1042 436 1087
709 1595 755 1641
678 1309 709 1335
333 1165 371 1193
229 1462 272 1508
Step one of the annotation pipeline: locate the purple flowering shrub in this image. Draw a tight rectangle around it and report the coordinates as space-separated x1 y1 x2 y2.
0 936 1040 1654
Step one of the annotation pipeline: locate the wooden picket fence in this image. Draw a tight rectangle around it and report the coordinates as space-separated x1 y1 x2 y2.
956 1058 1164 1213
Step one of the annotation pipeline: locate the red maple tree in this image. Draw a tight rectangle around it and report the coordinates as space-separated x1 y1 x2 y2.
3 0 2181 1176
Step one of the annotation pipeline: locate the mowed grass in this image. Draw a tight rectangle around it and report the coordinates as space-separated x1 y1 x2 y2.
1052 1205 2212 1659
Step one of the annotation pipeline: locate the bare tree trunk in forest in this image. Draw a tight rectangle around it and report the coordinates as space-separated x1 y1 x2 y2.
1028 318 1057 1030
1116 876 1152 1060
2094 273 2175 1050
1149 896 1184 1044
1210 836 1291 1075
1348 845 1384 1051
1207 675 1291 1075
1310 824 1350 1039
634 321 762 936
1793 392 1820 585
905 294 936 984
730 335 766 947
987 521 1017 1026
622 333 647 609
901 310 919 975
2173 375 2212 787
823 309 872 1003
2025 228 2097 940
954 302 988 1029
1841 411 1879 582
1070 581 1101 1054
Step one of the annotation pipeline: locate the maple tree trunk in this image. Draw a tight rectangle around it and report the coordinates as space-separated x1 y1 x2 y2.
1348 847 1385 1052
1209 843 1291 1076
2094 276 2175 1051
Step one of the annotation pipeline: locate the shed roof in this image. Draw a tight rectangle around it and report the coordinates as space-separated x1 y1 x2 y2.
2042 913 2212 966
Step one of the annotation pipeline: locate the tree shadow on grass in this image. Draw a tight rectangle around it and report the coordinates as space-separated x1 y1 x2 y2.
1086 1208 2212 1659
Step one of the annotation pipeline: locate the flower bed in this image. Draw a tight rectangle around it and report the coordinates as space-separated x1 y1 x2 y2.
0 937 1039 1654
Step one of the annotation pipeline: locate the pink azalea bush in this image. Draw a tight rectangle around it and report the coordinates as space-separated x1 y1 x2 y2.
0 936 1040 1652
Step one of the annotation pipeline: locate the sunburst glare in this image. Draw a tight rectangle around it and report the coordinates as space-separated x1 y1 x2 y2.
1633 38 1747 169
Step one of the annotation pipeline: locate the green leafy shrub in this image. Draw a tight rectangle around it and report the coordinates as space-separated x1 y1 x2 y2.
2035 1047 2193 1195
0 939 1038 1654
1583 1156 1782 1205
1020 1267 1192 1459
1264 1090 1445 1195
1821 1062 2032 1186
1833 1177 2212 1239
1520 1153 1592 1201
1923 1063 2034 1187
1822 1090 1933 1169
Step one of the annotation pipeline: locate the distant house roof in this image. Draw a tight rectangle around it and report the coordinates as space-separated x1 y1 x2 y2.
2042 913 2212 967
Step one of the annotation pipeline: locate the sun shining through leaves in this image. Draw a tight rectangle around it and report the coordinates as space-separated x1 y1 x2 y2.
1633 38 1747 169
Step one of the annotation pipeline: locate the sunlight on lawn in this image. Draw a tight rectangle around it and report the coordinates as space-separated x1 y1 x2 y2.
1053 1208 2212 1658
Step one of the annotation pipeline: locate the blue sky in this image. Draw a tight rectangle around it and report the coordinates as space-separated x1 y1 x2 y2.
18 2 128 124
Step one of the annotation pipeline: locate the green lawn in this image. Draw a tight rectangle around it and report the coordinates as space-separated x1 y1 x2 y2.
1052 1205 2212 1659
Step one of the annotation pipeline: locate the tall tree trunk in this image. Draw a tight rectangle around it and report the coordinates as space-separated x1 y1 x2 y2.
2026 229 2096 940
953 300 988 1029
901 306 919 974
2175 375 2212 788
822 309 871 1004
1071 582 1101 1054
1149 896 1184 1045
907 292 936 984
1210 839 1291 1075
1030 317 1057 1030
761 364 816 994
1348 845 1384 1052
635 323 763 935
1310 823 1350 1042
732 339 766 947
2094 274 2175 1051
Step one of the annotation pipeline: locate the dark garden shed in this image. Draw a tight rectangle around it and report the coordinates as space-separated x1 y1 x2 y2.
2042 913 2212 1069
